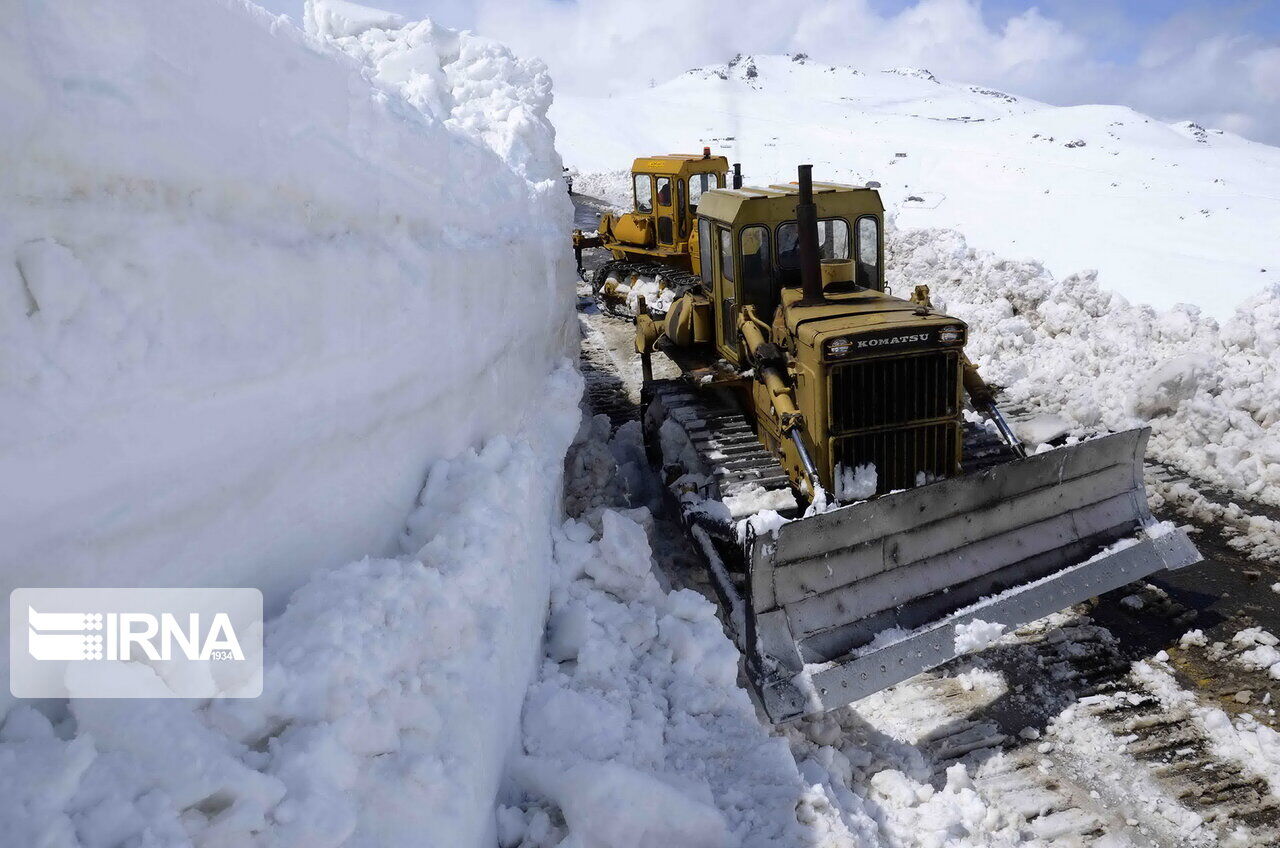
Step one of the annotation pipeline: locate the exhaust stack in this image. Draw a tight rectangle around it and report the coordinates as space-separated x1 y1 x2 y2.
732 163 743 189
796 164 823 303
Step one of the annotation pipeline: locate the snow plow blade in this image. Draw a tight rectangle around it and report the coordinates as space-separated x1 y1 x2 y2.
744 428 1201 724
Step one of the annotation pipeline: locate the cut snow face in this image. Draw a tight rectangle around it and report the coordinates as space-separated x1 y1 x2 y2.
0 365 584 848
554 55 1280 319
519 509 837 846
0 0 574 689
512 759 730 848
515 415 993 847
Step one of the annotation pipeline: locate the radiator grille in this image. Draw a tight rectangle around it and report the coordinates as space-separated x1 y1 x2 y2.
834 423 959 494
829 351 960 433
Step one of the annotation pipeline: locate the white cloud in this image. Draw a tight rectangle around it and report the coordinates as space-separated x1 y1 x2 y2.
297 0 1280 145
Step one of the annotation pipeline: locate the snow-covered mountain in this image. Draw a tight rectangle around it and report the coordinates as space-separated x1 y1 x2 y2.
554 53 1280 319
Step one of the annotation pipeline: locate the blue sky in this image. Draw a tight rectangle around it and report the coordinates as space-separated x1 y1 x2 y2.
267 0 1280 145
971 0 1280 60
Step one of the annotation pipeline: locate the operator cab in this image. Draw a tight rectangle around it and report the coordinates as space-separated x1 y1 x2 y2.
693 181 885 357
630 149 729 247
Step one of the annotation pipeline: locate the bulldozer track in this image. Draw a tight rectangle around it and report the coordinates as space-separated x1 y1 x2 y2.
646 380 1018 517
590 259 702 320
644 380 795 504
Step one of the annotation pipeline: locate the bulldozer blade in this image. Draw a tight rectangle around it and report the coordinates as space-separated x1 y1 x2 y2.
741 427 1201 724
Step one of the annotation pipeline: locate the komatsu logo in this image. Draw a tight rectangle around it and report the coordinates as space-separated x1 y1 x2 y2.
854 332 929 349
10 588 262 699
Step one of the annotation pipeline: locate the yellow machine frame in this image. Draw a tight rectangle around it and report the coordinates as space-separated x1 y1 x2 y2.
574 151 729 272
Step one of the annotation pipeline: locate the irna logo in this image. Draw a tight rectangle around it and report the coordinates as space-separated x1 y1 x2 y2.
10 588 262 699
27 607 245 662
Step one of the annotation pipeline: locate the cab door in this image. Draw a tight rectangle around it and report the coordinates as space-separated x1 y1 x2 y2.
713 224 739 363
675 178 688 241
654 176 675 247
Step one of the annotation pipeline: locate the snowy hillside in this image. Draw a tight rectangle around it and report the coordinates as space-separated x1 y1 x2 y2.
554 54 1280 319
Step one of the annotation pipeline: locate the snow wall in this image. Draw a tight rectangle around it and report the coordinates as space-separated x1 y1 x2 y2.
0 2 577 844
0 1 572 635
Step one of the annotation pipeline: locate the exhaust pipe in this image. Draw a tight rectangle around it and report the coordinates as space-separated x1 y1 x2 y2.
732 163 742 189
796 164 823 303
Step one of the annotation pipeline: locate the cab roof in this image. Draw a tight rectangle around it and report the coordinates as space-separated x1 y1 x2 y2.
698 181 882 225
631 154 729 173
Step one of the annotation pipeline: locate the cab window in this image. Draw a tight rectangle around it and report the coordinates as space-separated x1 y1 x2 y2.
718 226 734 282
739 225 775 318
676 179 687 235
655 177 672 207
717 226 736 349
856 216 880 289
634 174 653 213
688 172 720 210
776 218 851 271
698 218 714 283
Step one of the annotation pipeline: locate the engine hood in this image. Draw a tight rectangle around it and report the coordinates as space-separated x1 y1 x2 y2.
778 287 968 358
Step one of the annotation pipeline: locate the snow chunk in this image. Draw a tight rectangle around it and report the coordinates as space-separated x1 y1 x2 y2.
1132 353 1216 418
835 462 877 502
1233 627 1279 648
739 508 789 541
304 0 404 37
1014 413 1072 446
515 759 730 848
546 602 590 662
1233 628 1280 679
586 510 659 601
1179 629 1208 648
954 619 1006 654
722 483 798 518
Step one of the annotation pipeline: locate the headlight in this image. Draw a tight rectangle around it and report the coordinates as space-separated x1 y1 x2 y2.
939 326 963 344
827 337 851 357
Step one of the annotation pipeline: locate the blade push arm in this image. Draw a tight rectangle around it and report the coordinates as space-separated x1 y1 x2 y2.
739 307 822 489
962 354 1027 459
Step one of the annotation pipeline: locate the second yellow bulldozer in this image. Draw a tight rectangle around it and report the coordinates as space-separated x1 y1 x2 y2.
573 148 731 316
626 162 1201 723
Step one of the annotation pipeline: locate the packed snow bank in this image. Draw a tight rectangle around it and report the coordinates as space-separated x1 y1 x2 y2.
0 0 573 666
506 416 1051 847
0 365 582 848
511 422 854 846
555 54 1280 318
888 227 1280 508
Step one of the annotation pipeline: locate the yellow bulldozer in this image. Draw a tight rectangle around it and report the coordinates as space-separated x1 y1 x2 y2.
573 148 732 316
622 162 1201 723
